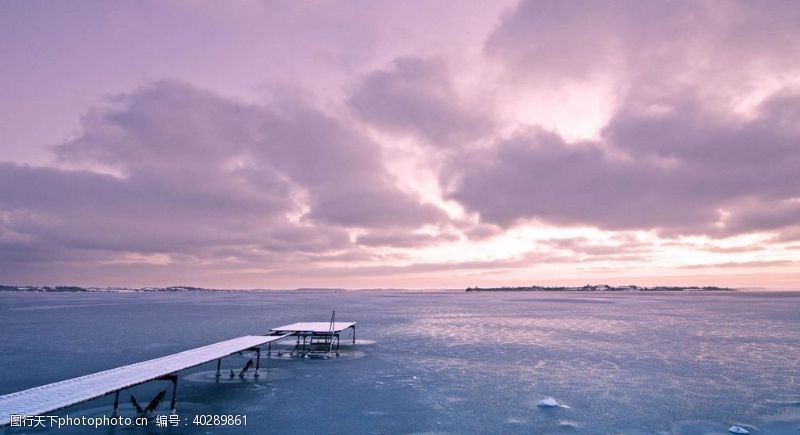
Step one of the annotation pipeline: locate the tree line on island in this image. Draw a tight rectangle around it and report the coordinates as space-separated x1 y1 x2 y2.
465 284 735 292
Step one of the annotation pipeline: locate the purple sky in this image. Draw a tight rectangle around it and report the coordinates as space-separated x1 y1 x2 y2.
1 0 799 289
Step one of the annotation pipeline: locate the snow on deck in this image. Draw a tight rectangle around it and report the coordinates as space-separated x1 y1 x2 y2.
271 322 357 333
0 334 289 426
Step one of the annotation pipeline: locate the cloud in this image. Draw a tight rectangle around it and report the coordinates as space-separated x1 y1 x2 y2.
262 251 571 279
348 56 493 147
444 89 800 237
2 1 800 288
444 127 698 230
56 80 445 229
0 80 450 280
683 260 797 269
540 236 650 257
356 229 460 248
485 0 800 94
339 2 800 241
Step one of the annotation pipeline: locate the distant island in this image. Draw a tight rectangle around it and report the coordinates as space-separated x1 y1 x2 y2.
0 285 354 292
0 285 220 293
465 284 736 292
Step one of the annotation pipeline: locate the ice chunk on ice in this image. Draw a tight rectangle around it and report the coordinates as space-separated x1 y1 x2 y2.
728 426 749 434
537 397 560 408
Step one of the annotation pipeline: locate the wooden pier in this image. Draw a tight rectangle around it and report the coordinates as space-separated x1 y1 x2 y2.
0 319 357 427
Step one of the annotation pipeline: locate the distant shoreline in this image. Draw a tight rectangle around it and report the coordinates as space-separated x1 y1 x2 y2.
465 284 736 292
0 285 214 293
0 284 739 293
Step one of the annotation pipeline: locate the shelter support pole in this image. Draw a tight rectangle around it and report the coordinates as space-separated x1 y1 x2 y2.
215 358 221 378
254 348 261 378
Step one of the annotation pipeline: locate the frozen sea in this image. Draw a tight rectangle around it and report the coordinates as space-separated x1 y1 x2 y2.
0 290 798 434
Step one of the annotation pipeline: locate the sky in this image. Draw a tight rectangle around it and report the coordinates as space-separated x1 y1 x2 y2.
1 0 799 289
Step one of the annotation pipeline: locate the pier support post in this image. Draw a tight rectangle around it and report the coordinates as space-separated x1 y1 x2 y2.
353 325 356 344
268 342 271 358
254 348 261 378
169 376 178 415
112 390 120 416
215 358 221 378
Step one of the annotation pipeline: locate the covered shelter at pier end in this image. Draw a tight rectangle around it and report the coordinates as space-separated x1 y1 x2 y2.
270 322 357 356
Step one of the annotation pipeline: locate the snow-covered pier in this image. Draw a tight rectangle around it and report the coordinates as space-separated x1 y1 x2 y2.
0 320 357 426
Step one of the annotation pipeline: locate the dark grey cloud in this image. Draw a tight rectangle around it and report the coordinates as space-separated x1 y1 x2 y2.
444 91 800 236
339 2 800 240
348 56 493 147
541 237 650 257
721 200 800 236
356 229 460 248
0 80 448 280
56 80 444 230
485 0 800 92
0 162 287 254
444 127 706 230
